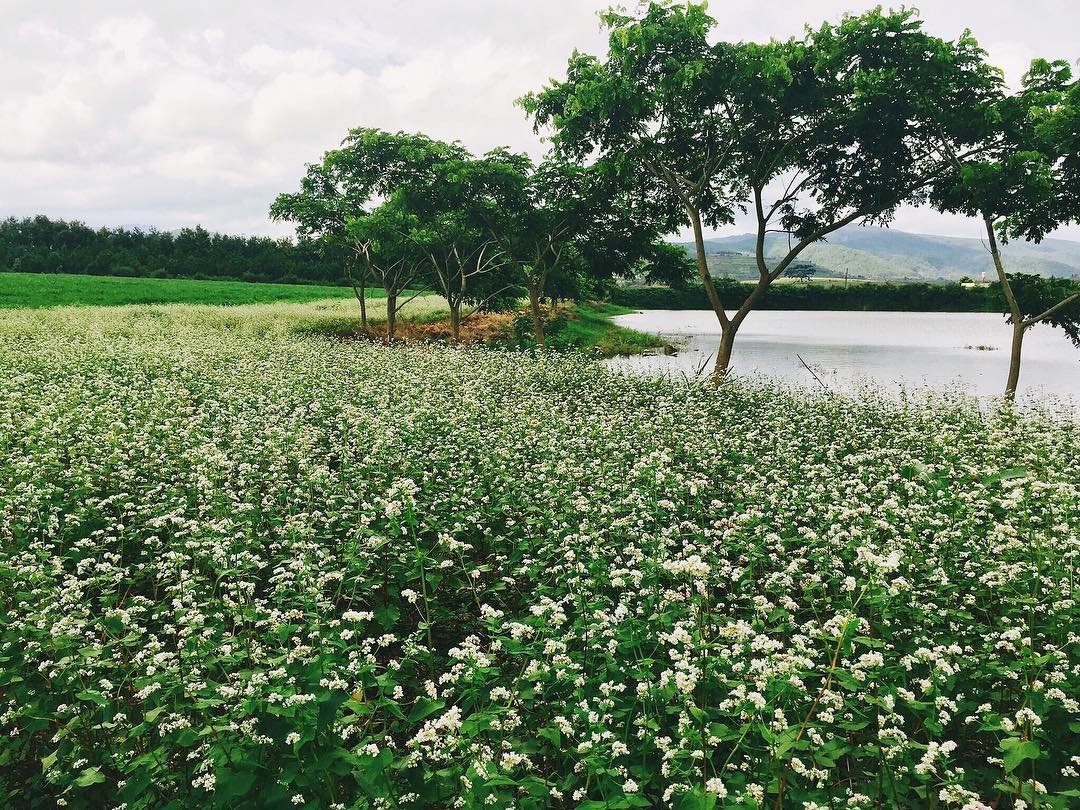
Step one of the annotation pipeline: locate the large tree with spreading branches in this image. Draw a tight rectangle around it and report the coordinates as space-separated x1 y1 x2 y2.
524 3 999 380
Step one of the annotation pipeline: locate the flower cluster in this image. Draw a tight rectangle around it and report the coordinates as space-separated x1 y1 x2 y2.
0 303 1077 808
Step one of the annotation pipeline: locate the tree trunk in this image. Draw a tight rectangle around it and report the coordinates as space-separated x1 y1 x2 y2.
385 291 397 341
351 273 368 331
527 284 545 347
687 207 727 326
983 215 1024 399
449 303 461 343
1005 320 1024 399
359 274 367 331
713 322 739 383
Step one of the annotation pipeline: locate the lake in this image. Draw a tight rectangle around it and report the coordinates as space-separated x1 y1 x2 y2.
607 310 1080 410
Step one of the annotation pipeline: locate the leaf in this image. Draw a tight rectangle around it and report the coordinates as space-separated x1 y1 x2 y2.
536 727 561 747
407 697 445 724
174 727 200 747
75 766 106 787
1000 738 1040 772
983 467 1028 486
215 769 256 800
41 749 58 771
359 746 394 781
676 788 718 810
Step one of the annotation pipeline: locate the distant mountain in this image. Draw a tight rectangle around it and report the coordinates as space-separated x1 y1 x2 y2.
680 226 1080 281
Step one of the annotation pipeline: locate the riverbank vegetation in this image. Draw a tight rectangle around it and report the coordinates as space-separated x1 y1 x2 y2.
609 277 1080 313
1 303 1077 809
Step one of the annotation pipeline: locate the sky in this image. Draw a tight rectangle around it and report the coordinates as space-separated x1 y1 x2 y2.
2 0 1078 242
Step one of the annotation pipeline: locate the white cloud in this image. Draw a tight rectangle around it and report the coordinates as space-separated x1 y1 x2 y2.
0 0 1076 240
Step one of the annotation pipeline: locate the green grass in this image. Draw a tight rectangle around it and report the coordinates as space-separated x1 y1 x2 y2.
0 272 374 309
549 302 669 356
0 273 666 356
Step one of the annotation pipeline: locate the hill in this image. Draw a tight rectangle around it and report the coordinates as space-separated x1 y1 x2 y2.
683 225 1080 281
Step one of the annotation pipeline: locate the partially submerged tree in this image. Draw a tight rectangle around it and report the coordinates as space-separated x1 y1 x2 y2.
931 59 1080 396
524 4 997 380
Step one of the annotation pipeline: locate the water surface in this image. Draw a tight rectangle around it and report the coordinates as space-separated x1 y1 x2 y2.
608 310 1080 411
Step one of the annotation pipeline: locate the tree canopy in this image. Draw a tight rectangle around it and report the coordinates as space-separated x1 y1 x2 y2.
930 58 1080 393
524 3 1001 377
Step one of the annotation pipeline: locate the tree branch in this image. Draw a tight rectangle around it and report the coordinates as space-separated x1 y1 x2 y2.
1023 292 1080 329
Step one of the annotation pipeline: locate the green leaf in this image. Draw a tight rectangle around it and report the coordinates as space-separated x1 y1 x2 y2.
360 746 394 780
1000 738 1040 772
174 727 200 747
676 788 718 810
983 467 1028 486
407 697 445 724
41 749 58 771
215 769 256 800
75 766 106 787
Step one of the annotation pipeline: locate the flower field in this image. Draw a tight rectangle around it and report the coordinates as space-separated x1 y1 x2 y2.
1 304 1078 809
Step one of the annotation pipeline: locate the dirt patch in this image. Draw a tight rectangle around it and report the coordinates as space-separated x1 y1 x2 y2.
349 310 519 344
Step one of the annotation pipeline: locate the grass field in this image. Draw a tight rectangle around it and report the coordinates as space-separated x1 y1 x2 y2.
0 272 663 356
0 271 365 309
1 302 1077 809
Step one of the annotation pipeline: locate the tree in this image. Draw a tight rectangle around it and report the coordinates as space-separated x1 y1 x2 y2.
333 129 475 339
343 196 431 340
270 162 370 326
786 263 816 283
931 59 1080 396
524 4 997 380
476 153 600 347
477 150 687 346
396 156 512 342
275 128 472 339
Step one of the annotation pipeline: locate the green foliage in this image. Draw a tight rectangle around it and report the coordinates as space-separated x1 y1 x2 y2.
608 279 1023 312
508 303 666 356
785 262 816 282
931 58 1080 244
1 303 1078 808
0 215 341 285
1007 273 1080 346
524 3 999 262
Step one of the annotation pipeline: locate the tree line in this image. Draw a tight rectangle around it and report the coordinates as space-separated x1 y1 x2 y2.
0 216 341 285
270 131 690 343
610 277 1080 314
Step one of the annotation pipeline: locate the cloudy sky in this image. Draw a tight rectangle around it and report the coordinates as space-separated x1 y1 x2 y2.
2 0 1078 241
